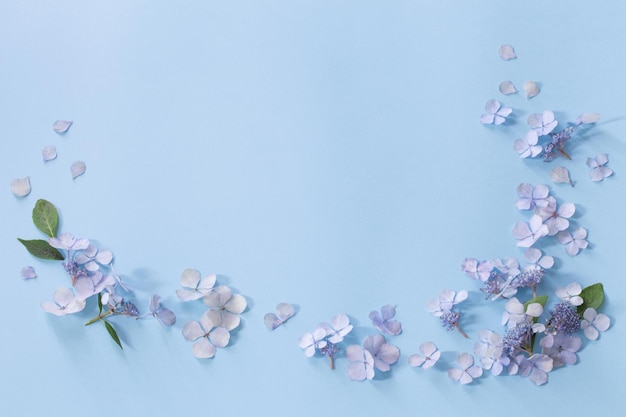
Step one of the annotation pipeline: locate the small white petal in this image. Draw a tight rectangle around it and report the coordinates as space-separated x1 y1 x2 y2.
550 167 573 186
523 81 540 99
575 113 601 125
53 120 73 133
70 161 86 179
10 177 31 197
42 145 57 162
499 44 516 60
21 266 37 279
499 80 517 95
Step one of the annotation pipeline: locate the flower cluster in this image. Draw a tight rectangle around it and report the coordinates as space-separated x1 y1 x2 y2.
514 184 588 256
178 268 247 359
298 313 353 369
19 199 175 349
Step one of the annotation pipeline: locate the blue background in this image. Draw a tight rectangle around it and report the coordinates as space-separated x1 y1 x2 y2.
1 1 624 415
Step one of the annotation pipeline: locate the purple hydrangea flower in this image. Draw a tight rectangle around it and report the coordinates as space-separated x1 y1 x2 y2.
369 304 402 336
556 227 588 256
515 183 550 210
448 352 483 384
540 333 582 367
581 308 610 340
363 334 400 372
409 342 441 369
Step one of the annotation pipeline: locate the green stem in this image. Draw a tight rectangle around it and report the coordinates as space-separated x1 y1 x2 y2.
85 310 113 326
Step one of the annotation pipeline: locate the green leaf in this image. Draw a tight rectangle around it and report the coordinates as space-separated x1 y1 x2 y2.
32 199 59 238
97 293 103 315
17 238 64 260
104 321 123 350
577 283 605 316
524 295 548 309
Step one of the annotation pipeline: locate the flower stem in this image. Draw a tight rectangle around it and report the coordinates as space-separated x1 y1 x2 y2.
85 310 113 326
456 324 469 339
328 354 335 369
559 149 571 160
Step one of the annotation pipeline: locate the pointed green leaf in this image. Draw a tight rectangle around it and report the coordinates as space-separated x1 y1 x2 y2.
32 199 59 238
577 283 604 316
104 321 123 350
97 293 103 315
17 238 64 260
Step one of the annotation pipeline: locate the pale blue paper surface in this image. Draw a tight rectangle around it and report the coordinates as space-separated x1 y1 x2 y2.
1 1 624 416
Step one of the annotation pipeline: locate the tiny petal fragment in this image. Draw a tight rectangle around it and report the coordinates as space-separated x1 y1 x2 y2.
70 161 86 179
550 167 573 186
499 44 516 60
499 81 517 95
21 266 37 279
53 120 73 133
42 145 57 162
10 177 31 197
523 81 540 99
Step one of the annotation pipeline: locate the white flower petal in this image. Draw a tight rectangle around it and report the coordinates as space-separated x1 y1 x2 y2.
70 161 86 179
523 81 540 99
42 145 57 162
499 44 516 60
575 113 601 125
550 167 573 186
499 80 517 95
10 177 31 197
53 120 73 133
21 266 37 279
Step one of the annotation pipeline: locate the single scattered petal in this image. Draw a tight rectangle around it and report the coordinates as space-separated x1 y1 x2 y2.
42 145 57 162
575 113 601 125
53 120 73 133
70 161 86 179
499 44 516 60
523 81 540 99
499 81 517 95
10 176 31 197
21 266 37 279
550 166 573 186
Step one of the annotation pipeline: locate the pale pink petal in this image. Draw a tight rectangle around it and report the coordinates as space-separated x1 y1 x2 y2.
499 80 517 95
70 161 86 179
42 145 57 162
10 177 31 197
499 44 516 60
53 120 72 133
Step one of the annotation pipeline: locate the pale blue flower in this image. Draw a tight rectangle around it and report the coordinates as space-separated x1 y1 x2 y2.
320 313 353 343
480 99 512 125
512 215 548 247
555 283 583 306
556 227 588 256
516 354 553 385
74 271 116 301
461 258 493 282
74 244 113 272
369 305 402 336
182 310 230 359
515 183 550 210
48 233 89 252
409 342 440 369
363 334 400 372
41 287 86 316
540 333 582 367
587 153 613 181
581 308 610 340
176 268 216 301
298 326 327 357
448 352 483 384
346 345 375 381
473 329 509 375
514 130 542 158
264 303 295 330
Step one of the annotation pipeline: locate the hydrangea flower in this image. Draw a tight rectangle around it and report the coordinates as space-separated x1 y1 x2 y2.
145 294 176 327
523 248 554 270
298 326 328 357
473 330 509 375
202 285 247 330
480 99 512 125
363 334 400 372
515 183 550 210
587 153 613 181
428 289 469 337
515 354 553 385
41 287 87 316
346 345 375 381
502 297 543 329
535 198 575 236
264 303 295 330
546 302 581 336
74 271 116 301
512 215 549 247
73 244 113 272
369 304 402 336
461 258 493 282
555 283 583 306
320 313 353 343
540 333 582 367
408 342 441 369
514 130 542 158
48 233 89 253
448 352 483 384
580 308 610 340
528 110 557 135
556 227 588 256
176 268 216 301
182 310 230 359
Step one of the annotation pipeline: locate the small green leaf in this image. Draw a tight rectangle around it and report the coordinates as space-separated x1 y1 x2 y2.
97 293 103 315
32 199 59 238
524 295 548 309
577 283 605 316
17 238 64 260
104 321 123 350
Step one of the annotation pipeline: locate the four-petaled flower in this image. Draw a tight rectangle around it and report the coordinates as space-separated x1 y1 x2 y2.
528 110 558 135
556 227 588 256
587 153 613 182
555 283 583 306
182 310 230 359
480 99 512 125
535 197 575 236
512 215 548 247
461 258 493 282
448 352 483 384
346 345 375 381
409 342 441 370
369 305 402 336
502 297 543 329
41 287 87 316
74 244 113 272
202 285 247 330
581 308 610 340
48 233 90 252
540 333 582 367
514 130 542 158
515 183 550 210
298 327 327 357
363 334 400 372
176 268 216 301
